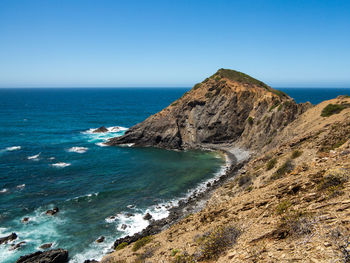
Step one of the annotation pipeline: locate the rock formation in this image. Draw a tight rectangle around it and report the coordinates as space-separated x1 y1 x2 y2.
108 69 311 151
15 249 68 263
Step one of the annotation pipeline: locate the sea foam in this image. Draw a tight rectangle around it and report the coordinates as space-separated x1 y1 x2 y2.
5 146 21 151
68 147 88 153
27 153 40 160
82 126 128 147
51 162 71 168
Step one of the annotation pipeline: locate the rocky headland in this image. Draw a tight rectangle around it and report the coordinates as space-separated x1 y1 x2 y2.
102 69 350 262
9 69 350 262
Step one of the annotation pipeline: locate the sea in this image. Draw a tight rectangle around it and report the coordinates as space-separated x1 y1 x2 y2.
0 87 349 262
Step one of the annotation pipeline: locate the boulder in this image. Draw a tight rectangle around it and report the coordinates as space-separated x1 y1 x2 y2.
15 248 68 263
93 126 108 133
22 217 30 223
83 260 99 263
40 243 53 249
0 232 17 244
96 236 105 243
9 241 26 251
143 213 152 220
46 207 59 216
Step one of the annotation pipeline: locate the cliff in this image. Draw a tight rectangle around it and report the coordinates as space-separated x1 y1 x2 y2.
107 69 311 151
103 95 350 263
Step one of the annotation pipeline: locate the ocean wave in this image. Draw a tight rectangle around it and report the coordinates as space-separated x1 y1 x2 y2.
5 146 21 151
51 162 71 168
82 126 128 146
66 192 99 202
16 184 26 189
27 153 40 160
68 147 88 153
0 188 9 194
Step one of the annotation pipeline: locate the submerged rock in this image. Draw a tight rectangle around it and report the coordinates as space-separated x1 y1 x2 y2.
40 243 53 249
121 224 127 230
96 236 105 243
15 248 68 263
9 241 26 251
0 232 17 244
93 126 108 133
46 207 59 216
22 217 29 223
84 260 99 263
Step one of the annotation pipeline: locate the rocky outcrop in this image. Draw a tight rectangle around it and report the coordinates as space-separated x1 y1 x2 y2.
0 233 17 244
108 69 311 151
93 126 108 133
15 249 68 263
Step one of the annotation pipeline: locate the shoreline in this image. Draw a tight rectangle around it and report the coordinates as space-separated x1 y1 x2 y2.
109 147 247 253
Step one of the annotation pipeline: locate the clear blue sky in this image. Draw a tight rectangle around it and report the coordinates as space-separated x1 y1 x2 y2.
0 0 349 87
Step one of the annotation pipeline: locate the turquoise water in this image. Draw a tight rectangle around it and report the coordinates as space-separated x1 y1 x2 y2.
0 88 225 262
1 87 349 262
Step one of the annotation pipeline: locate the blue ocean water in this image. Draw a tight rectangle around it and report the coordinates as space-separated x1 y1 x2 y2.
0 87 349 262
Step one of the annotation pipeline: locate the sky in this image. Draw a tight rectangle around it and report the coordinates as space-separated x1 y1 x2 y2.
0 0 349 88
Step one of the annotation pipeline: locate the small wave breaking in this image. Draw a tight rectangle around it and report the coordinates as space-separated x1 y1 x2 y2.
4 146 21 151
68 147 88 154
51 162 71 168
27 153 40 160
82 126 128 147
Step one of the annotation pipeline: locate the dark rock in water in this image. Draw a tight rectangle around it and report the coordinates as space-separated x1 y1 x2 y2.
93 126 108 133
126 205 135 209
15 248 68 263
9 241 26 251
46 207 59 216
121 224 127 230
40 243 53 249
143 213 152 220
96 236 105 243
206 182 211 187
84 260 99 263
0 232 17 244
22 217 30 223
125 212 134 218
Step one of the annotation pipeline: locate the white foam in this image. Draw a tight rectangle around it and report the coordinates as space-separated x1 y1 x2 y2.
95 142 107 147
5 146 21 151
16 184 25 189
51 162 71 168
48 157 55 160
68 147 88 153
0 188 9 193
82 126 128 146
28 153 40 160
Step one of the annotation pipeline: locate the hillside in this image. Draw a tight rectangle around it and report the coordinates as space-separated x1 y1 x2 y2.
107 69 311 151
102 95 350 263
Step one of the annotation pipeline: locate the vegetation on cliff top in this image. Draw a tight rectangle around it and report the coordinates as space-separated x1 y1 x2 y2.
204 68 289 98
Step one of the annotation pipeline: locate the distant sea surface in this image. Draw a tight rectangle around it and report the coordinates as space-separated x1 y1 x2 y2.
0 87 349 262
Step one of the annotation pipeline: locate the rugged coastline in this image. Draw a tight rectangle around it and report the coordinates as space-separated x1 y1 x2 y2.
111 147 247 251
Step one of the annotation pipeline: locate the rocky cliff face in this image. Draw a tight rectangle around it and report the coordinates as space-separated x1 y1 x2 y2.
108 69 311 150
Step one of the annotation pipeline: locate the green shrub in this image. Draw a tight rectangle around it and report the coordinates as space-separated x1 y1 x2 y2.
247 116 254 125
321 104 346 117
193 83 201 90
275 210 315 239
291 150 303 159
171 252 195 263
238 174 252 187
276 200 291 215
278 104 283 111
171 249 180 256
132 236 153 252
198 225 240 260
271 159 293 180
266 158 277 171
115 242 128 251
269 102 280 111
317 170 348 192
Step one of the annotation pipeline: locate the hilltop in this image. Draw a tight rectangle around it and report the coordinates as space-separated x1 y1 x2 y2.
108 69 310 151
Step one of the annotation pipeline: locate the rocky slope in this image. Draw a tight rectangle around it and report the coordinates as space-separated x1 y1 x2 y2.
107 69 311 151
102 96 350 263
